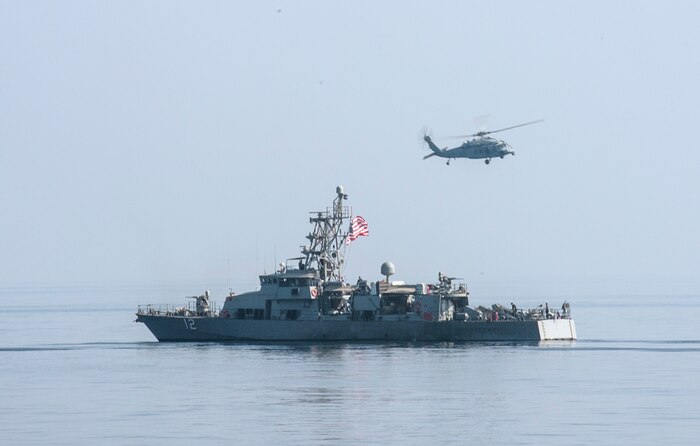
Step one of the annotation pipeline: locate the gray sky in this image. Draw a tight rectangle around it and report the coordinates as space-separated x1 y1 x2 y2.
1 1 699 294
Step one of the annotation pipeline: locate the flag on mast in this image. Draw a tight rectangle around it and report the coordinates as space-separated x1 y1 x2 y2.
346 216 369 245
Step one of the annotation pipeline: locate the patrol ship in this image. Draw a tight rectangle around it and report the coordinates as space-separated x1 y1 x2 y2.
136 187 577 342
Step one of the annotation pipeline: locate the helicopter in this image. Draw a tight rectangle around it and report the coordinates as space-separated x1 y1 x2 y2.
422 119 543 165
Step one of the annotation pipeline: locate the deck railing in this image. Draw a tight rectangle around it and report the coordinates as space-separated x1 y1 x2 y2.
136 301 220 317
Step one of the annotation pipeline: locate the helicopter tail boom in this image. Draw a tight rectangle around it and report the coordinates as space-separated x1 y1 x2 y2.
423 135 444 158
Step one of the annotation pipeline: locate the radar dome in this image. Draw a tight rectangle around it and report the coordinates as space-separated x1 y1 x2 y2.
380 261 395 277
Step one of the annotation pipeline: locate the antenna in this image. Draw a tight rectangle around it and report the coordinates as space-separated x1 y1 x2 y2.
303 186 352 283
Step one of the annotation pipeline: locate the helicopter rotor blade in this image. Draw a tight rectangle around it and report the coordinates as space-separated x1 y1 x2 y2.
444 119 543 139
443 134 479 139
481 119 544 135
472 114 490 133
444 129 493 139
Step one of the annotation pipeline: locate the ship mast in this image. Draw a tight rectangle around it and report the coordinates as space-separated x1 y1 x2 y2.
301 186 352 283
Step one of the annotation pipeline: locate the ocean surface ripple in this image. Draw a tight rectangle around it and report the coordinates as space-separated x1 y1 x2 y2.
1 286 699 445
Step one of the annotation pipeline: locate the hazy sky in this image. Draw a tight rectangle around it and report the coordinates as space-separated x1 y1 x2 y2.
2 1 699 294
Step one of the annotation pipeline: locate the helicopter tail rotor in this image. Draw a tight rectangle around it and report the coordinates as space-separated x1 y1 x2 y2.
421 131 446 160
418 126 432 144
419 126 440 160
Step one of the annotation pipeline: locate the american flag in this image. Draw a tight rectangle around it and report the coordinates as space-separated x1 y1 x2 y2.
346 216 369 245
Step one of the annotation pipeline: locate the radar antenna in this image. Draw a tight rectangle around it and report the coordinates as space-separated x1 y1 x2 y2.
301 186 352 283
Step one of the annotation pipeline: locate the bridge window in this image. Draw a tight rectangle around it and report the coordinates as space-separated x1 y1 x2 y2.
278 277 315 287
235 308 265 320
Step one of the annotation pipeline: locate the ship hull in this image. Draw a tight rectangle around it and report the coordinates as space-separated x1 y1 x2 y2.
136 315 577 342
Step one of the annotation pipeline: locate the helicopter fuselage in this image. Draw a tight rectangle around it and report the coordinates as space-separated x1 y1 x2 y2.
449 137 514 159
424 135 515 164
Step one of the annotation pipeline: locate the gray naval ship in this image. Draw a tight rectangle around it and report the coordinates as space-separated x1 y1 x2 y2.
136 187 577 342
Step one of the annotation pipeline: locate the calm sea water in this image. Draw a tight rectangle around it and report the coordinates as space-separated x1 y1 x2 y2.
1 283 699 445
